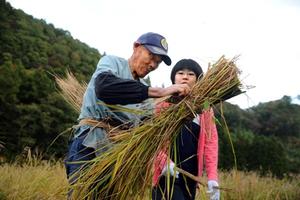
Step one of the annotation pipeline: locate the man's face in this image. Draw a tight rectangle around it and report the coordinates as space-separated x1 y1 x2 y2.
132 44 162 78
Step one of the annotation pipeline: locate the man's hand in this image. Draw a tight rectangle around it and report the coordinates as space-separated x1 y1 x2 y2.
167 84 190 96
148 83 191 98
161 162 179 178
207 180 220 200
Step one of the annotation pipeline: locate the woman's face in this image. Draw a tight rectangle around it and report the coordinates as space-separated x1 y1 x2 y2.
174 68 197 87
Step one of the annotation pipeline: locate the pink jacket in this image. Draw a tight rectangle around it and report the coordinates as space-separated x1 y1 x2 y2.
153 102 218 186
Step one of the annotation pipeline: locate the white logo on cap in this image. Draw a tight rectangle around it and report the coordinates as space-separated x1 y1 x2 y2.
161 38 168 51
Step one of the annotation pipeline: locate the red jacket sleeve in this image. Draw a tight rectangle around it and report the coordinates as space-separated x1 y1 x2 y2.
152 150 168 186
198 108 219 181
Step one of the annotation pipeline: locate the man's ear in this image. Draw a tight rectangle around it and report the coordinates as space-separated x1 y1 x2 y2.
133 42 141 48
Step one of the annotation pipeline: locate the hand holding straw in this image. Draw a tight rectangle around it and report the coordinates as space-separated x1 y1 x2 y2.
175 167 233 192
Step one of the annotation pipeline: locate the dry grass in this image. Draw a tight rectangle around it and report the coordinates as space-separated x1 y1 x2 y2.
217 170 300 200
0 162 68 200
55 71 87 113
0 161 299 200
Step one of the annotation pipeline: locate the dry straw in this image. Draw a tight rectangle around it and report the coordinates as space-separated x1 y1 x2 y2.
55 71 87 113
57 55 243 199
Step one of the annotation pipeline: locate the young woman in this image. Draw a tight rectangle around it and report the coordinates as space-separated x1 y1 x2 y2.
152 59 220 200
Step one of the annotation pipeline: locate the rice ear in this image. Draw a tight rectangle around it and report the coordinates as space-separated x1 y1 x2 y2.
55 71 87 113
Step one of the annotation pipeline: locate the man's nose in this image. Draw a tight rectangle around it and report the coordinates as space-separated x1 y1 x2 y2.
149 63 158 71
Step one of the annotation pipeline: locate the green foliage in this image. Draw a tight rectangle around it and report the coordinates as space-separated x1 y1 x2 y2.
0 0 101 160
219 129 289 177
0 61 78 159
0 61 22 159
0 0 100 80
284 137 300 174
216 101 299 177
215 102 259 132
251 96 300 137
247 135 288 177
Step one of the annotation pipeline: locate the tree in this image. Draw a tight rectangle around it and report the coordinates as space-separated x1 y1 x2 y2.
0 0 100 159
247 135 288 177
0 61 21 159
252 96 300 138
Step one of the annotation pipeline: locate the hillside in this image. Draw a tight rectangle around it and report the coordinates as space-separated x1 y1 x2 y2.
0 0 101 159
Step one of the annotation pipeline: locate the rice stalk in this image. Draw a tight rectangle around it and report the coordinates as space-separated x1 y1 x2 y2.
67 55 244 199
55 71 87 113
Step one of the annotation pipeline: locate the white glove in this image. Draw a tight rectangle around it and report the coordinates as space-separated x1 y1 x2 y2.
207 180 220 200
161 162 179 178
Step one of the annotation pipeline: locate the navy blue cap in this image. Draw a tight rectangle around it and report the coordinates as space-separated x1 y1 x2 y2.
136 32 172 66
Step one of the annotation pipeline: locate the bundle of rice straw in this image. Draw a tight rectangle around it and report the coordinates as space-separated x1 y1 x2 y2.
58 55 243 199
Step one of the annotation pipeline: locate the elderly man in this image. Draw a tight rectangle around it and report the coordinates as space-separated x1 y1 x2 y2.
65 32 191 184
